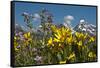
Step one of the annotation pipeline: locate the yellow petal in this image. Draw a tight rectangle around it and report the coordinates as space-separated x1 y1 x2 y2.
27 32 31 37
47 37 53 45
68 52 75 60
59 60 66 64
90 37 95 42
75 32 79 37
88 52 94 58
14 36 17 40
24 33 28 38
77 41 82 46
54 38 60 42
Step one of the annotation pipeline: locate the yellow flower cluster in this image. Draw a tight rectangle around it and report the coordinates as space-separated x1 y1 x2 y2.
47 25 96 63
48 25 96 47
14 32 32 51
48 26 73 47
14 24 96 64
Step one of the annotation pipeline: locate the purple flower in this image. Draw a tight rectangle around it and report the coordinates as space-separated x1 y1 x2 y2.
34 55 42 62
20 35 25 40
16 45 20 49
19 32 23 35
15 33 19 36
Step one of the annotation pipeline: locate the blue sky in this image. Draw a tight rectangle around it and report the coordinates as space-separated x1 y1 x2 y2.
14 2 97 28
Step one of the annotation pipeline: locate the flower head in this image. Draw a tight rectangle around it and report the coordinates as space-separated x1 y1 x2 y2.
23 32 32 45
88 52 96 58
34 55 42 62
77 41 82 46
47 37 54 46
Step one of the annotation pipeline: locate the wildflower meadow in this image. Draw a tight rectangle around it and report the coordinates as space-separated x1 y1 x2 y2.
13 2 97 66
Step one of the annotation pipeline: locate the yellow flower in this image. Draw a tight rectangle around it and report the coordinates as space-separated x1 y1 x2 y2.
67 52 75 60
47 37 54 46
89 37 95 42
75 32 84 39
50 25 57 32
23 32 32 46
75 32 79 37
53 37 60 42
14 39 19 51
80 33 84 38
24 32 31 39
48 26 73 47
14 36 20 40
54 33 61 40
61 27 67 36
24 32 32 41
59 60 66 64
84 33 88 39
54 27 71 42
88 52 96 58
54 33 64 42
66 35 73 45
77 41 82 46
14 36 20 51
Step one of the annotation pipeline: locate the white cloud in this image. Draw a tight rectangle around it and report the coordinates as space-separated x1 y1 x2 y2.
64 15 74 21
33 13 40 21
34 13 40 19
63 15 74 29
64 15 74 25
